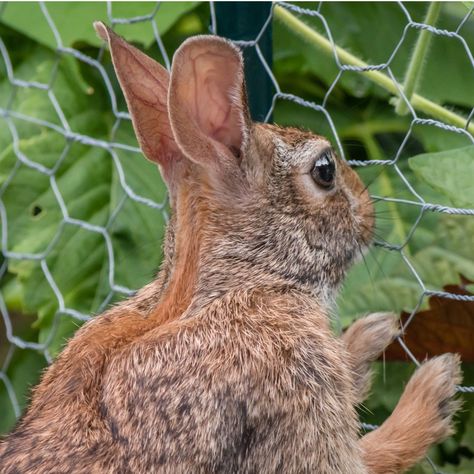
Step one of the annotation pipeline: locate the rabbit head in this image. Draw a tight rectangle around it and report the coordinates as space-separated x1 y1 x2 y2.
95 23 373 309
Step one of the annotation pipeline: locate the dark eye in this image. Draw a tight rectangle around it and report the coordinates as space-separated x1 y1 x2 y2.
311 150 336 189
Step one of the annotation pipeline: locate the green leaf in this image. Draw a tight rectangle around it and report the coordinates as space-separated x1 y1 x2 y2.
1 2 200 49
339 214 474 325
2 129 167 356
362 362 415 416
409 146 474 209
0 21 172 431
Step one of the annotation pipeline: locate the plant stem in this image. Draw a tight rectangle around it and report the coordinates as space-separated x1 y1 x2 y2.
274 5 474 134
341 118 409 138
395 2 442 116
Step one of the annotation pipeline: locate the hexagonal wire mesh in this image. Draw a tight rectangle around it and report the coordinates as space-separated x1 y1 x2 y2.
0 1 473 472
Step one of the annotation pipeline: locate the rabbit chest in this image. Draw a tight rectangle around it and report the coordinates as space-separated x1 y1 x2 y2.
99 298 367 473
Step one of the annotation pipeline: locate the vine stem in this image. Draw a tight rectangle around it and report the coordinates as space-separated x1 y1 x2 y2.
274 5 474 134
395 2 442 115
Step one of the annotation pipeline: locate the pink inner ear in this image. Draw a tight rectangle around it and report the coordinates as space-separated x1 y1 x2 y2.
187 50 246 154
168 35 250 168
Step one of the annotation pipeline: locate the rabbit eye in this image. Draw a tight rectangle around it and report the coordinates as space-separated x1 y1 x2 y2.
311 150 336 189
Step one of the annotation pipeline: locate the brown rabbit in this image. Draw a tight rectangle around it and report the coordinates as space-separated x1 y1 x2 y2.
0 25 461 474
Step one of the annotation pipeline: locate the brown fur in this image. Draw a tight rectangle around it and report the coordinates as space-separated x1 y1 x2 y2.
0 30 461 474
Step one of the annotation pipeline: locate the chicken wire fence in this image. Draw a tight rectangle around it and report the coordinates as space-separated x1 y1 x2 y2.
0 1 473 470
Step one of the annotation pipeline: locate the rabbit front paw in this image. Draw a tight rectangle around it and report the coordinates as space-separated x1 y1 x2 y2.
400 353 462 442
343 312 400 403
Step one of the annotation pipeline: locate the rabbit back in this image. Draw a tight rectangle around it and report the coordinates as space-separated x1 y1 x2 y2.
0 291 366 474
97 292 365 473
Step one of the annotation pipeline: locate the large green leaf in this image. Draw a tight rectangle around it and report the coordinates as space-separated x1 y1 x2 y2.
409 146 474 209
1 135 167 360
1 2 200 49
0 34 167 356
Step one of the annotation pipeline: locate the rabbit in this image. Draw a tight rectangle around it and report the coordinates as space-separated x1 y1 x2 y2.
0 24 461 474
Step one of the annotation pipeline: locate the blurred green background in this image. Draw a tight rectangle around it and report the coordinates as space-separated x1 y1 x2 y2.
0 3 473 472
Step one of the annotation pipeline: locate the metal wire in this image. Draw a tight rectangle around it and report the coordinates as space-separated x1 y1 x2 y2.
0 2 473 472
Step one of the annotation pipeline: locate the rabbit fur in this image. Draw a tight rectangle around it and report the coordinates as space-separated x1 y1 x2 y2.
0 25 461 474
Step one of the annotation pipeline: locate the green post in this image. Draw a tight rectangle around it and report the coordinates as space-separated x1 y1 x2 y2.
214 1 273 122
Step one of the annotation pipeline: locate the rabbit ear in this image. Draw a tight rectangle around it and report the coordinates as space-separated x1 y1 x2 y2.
94 22 182 175
168 36 251 169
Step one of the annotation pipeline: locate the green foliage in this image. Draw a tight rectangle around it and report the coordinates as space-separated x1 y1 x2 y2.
0 30 168 352
409 146 474 208
274 2 474 107
0 2 473 472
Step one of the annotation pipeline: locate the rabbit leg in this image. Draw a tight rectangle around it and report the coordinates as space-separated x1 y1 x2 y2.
359 354 462 474
342 312 399 404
